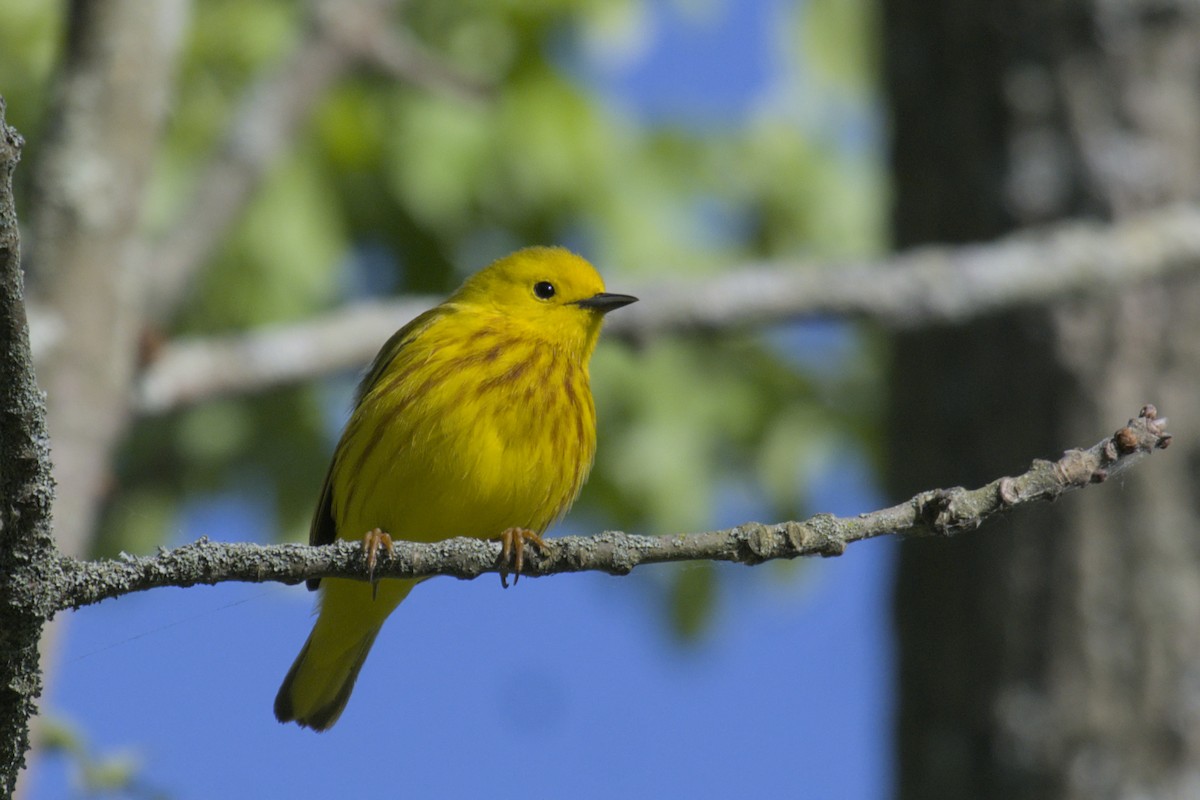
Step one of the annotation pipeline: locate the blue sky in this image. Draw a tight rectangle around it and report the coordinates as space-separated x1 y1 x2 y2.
32 1 893 797
43 475 893 798
46 515 892 796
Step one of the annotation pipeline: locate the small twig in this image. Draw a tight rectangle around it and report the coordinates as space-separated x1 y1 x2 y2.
46 406 1172 613
346 17 492 103
130 205 1200 413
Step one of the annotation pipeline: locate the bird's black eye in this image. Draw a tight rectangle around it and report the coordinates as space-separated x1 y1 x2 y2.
533 281 556 300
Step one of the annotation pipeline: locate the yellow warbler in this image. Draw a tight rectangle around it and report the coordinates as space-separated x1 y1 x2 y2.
274 246 636 730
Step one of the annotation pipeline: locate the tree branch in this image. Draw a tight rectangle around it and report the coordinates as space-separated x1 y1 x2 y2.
0 100 54 799
138 297 431 412
46 406 1171 613
344 10 492 103
133 203 1200 413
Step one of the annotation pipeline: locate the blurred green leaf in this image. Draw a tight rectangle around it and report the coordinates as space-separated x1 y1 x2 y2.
186 153 343 331
670 562 718 642
37 716 150 797
38 716 84 756
801 0 876 93
94 489 177 559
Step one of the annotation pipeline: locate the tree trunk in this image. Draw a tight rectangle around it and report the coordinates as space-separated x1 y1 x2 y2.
884 1 1200 798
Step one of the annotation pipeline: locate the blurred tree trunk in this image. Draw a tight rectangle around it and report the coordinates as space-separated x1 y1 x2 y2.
884 2 1200 798
19 3 188 797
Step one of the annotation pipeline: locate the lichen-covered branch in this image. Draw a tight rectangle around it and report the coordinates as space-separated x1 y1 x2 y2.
44 407 1171 613
134 204 1200 413
0 100 55 799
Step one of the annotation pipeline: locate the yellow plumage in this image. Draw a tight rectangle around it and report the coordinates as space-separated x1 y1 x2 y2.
274 246 636 730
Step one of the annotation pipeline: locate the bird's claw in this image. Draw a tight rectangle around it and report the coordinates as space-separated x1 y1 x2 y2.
363 528 395 599
498 527 546 588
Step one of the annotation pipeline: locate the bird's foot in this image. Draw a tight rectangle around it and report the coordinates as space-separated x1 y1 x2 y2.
497 527 546 588
362 528 395 598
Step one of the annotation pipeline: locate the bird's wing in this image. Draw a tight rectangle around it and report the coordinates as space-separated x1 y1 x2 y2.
305 461 338 591
305 305 449 591
354 306 448 403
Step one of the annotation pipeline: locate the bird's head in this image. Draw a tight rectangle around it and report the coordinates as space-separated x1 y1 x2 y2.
451 246 637 356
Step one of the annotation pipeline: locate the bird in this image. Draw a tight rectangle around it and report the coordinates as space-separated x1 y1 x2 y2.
274 246 637 730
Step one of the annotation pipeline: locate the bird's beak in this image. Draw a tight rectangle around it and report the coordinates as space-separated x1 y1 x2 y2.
574 292 638 313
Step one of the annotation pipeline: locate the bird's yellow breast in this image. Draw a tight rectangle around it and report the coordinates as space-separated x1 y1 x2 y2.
329 309 596 545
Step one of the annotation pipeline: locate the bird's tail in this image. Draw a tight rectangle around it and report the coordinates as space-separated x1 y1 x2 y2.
273 623 380 731
274 578 414 731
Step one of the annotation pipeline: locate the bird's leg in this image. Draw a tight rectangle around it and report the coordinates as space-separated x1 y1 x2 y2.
362 528 395 599
497 527 546 588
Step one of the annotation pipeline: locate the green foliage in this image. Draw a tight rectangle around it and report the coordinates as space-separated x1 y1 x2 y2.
802 0 877 94
670 561 717 642
10 0 883 638
186 153 343 330
40 717 163 798
0 0 60 208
